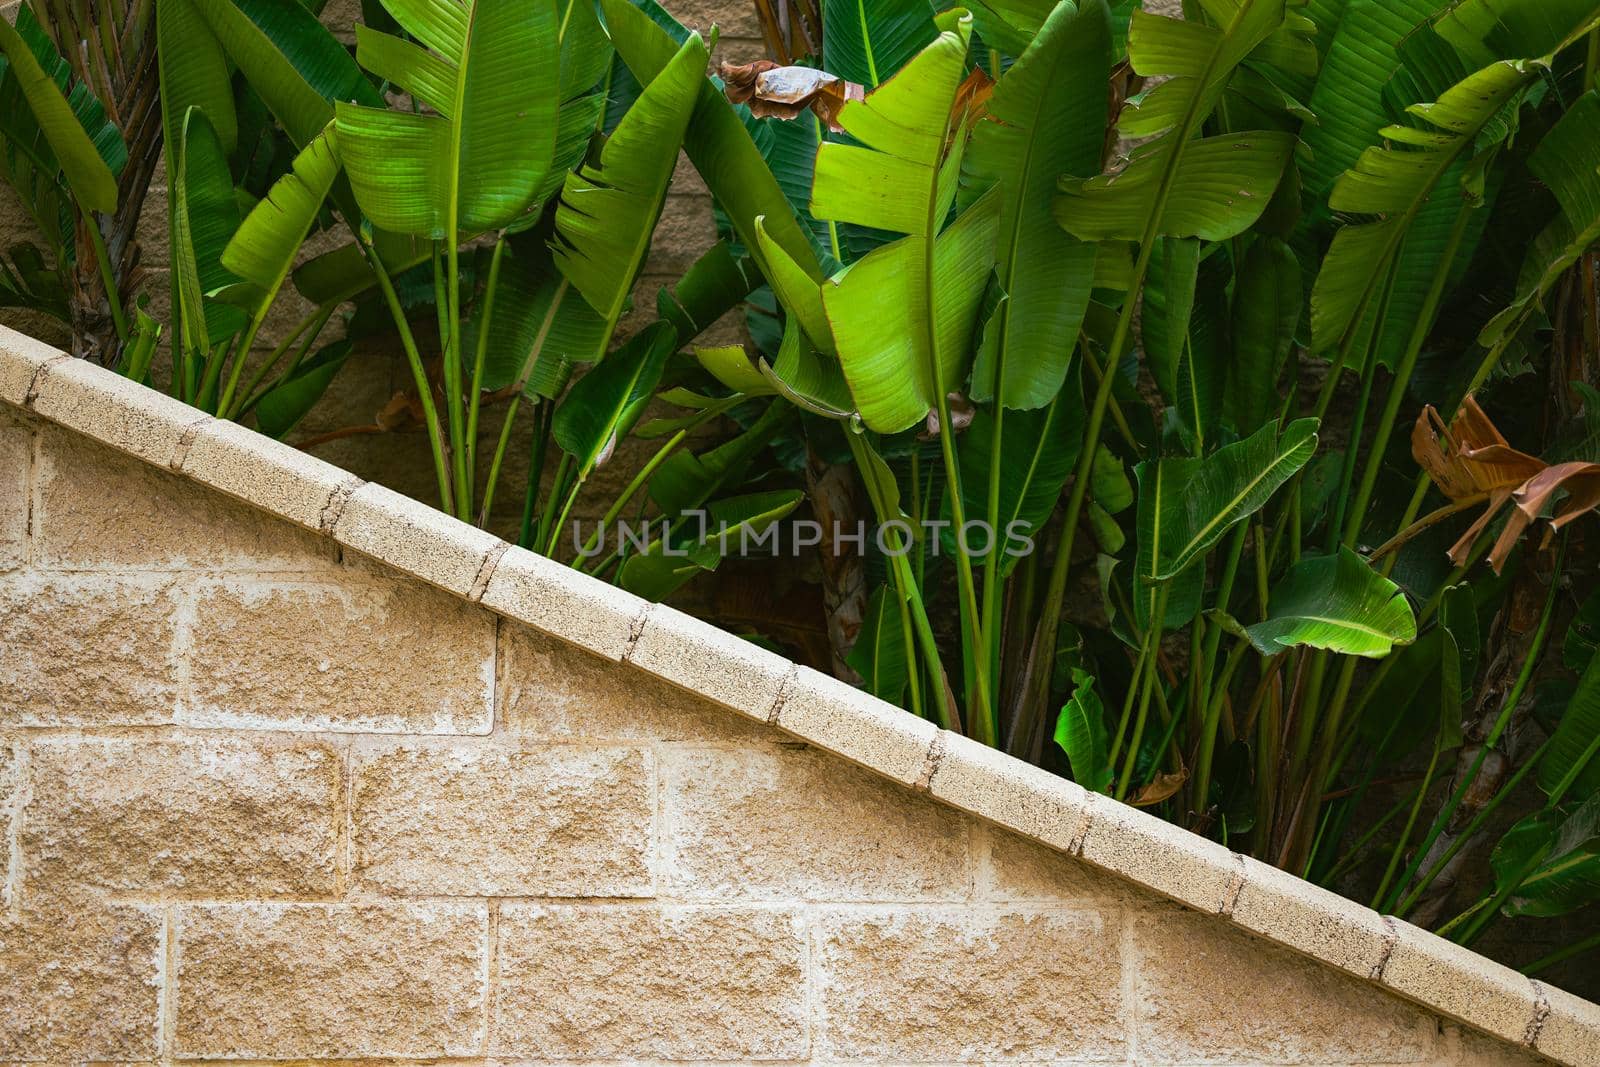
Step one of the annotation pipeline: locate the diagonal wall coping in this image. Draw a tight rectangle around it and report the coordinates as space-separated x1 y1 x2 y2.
3 325 1595 1065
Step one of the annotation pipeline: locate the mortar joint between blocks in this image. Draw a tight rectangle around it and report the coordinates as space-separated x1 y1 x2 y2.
913 730 948 792
765 664 799 724
468 541 510 603
1219 852 1247 916
168 414 212 471
1066 795 1096 855
1525 979 1552 1048
1371 914 1400 981
20 353 68 407
319 475 364 535
620 603 653 662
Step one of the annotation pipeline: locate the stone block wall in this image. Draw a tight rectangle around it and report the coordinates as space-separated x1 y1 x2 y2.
0 386 1569 1064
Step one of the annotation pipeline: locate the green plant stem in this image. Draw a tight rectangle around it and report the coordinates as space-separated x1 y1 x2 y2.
1192 638 1251 812
466 237 507 503
1319 779 1426 886
79 201 129 346
478 393 522 528
445 237 470 520
1116 584 1170 800
518 400 553 549
934 384 993 740
1524 927 1600 976
1370 734 1445 907
227 303 333 420
1343 202 1475 548
1394 736 1552 916
366 239 454 514
537 451 574 552
845 431 952 730
1383 546 1564 913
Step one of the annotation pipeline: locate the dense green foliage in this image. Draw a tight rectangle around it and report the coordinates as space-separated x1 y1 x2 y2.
4 0 1600 976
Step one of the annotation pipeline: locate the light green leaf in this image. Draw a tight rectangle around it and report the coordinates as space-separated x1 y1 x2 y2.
1244 547 1417 658
619 489 804 600
696 346 775 396
1135 417 1318 583
222 124 342 299
172 108 244 356
550 31 705 323
158 0 238 155
552 321 675 476
1539 646 1600 802
0 12 118 212
339 0 561 237
964 0 1110 410
1055 667 1113 793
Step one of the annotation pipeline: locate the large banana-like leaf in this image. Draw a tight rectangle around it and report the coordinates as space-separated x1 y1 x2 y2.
1491 795 1600 918
1243 547 1417 657
1055 0 1295 245
0 11 120 212
193 0 382 149
1142 236 1227 449
476 241 604 401
1301 0 1442 205
0 241 65 318
1309 6 1600 355
550 31 704 326
618 489 805 600
1437 0 1600 63
1481 91 1600 347
337 0 560 238
812 15 1000 433
1135 417 1318 584
172 108 245 369
647 402 792 517
847 584 910 705
158 0 238 155
823 0 938 87
598 0 823 285
1054 668 1112 793
552 321 675 478
1229 235 1301 433
657 241 763 346
524 0 613 217
963 0 1110 411
1539 647 1600 801
222 125 342 306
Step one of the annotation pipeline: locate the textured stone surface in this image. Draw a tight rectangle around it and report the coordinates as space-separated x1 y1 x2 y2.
0 573 178 725
498 619 770 742
23 735 340 900
814 906 1125 1061
1135 906 1436 1064
662 742 968 901
174 903 487 1058
492 904 808 1060
983 824 1153 904
351 742 653 897
1383 917 1540 1046
35 426 334 571
183 575 494 733
0 409 26 570
774 665 938 786
0 903 161 1061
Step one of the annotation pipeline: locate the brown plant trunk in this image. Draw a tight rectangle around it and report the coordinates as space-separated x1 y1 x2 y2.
804 442 867 682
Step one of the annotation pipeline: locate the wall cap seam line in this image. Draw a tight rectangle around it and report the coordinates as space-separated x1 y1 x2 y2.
467 541 510 603
2 327 1596 1065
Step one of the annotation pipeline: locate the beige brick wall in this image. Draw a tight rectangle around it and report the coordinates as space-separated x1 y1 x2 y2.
0 399 1560 1065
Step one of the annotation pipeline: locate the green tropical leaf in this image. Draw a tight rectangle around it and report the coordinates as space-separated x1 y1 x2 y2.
847 584 910 705
0 10 119 212
549 31 704 324
172 108 244 358
1436 0 1600 63
647 402 792 516
0 240 65 318
1228 235 1301 433
338 0 560 237
1055 0 1294 245
618 489 805 600
1481 91 1600 347
1135 417 1318 584
193 0 383 149
1243 547 1417 658
222 124 342 301
812 15 1001 432
657 241 763 346
1054 667 1113 793
599 0 823 285
963 0 1110 410
552 321 675 477
1539 647 1600 802
158 0 239 155
823 0 938 87
1438 582 1478 748
1491 795 1600 919
475 240 604 401
253 339 352 439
